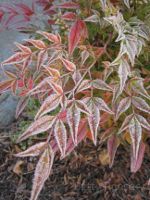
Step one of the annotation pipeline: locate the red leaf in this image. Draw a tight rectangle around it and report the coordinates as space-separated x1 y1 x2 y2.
107 135 119 168
68 19 88 55
62 12 77 21
56 2 79 9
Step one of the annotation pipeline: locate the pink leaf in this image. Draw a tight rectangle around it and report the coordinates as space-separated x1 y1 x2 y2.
37 50 48 70
15 42 32 54
2 52 29 65
30 146 54 200
61 58 76 71
17 115 56 142
107 135 119 168
68 19 88 55
129 116 142 160
115 97 131 120
54 119 67 157
62 12 77 21
15 142 47 157
37 31 61 44
131 142 145 173
35 94 62 119
26 39 46 49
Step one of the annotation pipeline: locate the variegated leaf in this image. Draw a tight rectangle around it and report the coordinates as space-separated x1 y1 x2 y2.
26 39 46 49
118 58 129 94
115 97 131 120
107 135 119 168
62 12 77 21
15 142 46 157
17 115 56 142
67 103 81 146
68 19 88 55
81 50 90 65
87 100 100 145
2 52 29 65
92 79 112 91
123 0 130 8
136 114 150 131
37 31 61 43
30 146 54 200
16 96 29 119
131 142 145 173
15 42 32 54
54 119 67 157
132 96 150 114
0 79 13 92
94 97 114 114
76 79 91 93
118 114 134 134
129 116 142 160
37 50 48 71
61 58 76 71
131 79 150 99
65 119 87 156
35 94 62 119
72 70 82 84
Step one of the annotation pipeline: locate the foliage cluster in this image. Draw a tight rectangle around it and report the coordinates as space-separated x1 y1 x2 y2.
0 0 150 199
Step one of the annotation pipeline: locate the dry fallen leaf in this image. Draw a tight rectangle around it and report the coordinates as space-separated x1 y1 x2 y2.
13 160 24 175
99 149 109 166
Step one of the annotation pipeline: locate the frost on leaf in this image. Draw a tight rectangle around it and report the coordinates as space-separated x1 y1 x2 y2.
30 146 54 200
54 119 67 157
15 142 47 157
67 102 81 146
35 94 62 119
17 115 56 142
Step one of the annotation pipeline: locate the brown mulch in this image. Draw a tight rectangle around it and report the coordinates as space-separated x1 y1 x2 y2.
0 123 150 200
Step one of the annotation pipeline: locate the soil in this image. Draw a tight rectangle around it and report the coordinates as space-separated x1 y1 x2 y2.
0 121 150 200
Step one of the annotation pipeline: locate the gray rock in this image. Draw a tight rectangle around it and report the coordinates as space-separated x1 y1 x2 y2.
0 93 18 128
